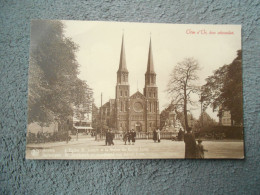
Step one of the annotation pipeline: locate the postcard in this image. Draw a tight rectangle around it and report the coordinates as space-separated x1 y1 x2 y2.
26 20 243 159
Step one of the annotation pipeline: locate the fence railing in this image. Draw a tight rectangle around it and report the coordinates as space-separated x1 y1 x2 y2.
97 132 177 140
27 131 179 143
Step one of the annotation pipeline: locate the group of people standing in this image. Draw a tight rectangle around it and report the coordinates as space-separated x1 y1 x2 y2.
105 127 207 159
123 129 136 145
184 127 208 159
105 129 137 145
153 128 161 143
105 129 115 146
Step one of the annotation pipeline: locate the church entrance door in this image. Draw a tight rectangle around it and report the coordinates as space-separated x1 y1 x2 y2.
135 122 142 132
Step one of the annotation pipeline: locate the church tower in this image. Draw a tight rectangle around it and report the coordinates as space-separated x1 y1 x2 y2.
143 38 160 131
115 34 130 131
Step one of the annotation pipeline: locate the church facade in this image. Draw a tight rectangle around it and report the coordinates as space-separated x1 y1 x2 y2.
100 35 160 132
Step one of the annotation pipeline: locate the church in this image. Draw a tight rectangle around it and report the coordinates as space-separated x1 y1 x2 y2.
100 35 160 132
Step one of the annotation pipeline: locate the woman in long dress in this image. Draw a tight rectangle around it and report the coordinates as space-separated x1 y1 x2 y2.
156 128 161 143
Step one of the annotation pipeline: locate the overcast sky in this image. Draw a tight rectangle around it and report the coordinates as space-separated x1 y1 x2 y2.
63 20 241 120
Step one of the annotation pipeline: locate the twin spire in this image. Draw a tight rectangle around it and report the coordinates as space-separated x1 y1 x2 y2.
117 34 128 73
117 34 155 75
146 37 155 74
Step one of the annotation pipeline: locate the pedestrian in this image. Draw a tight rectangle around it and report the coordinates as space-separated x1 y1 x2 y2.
110 130 115 146
123 131 128 145
178 128 184 141
156 128 161 143
128 130 132 145
105 130 109 146
131 129 136 145
66 119 70 143
37 132 40 143
153 129 157 143
196 139 208 159
184 127 197 159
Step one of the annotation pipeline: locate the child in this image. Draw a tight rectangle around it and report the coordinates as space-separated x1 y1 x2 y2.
196 140 208 159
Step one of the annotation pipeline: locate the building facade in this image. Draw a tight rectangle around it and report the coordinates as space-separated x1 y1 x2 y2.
72 104 93 133
101 35 160 132
219 110 232 126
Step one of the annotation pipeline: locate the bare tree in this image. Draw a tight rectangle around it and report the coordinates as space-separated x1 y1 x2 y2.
167 58 200 131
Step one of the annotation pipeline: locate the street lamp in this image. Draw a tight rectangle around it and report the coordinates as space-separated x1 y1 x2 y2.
199 87 206 129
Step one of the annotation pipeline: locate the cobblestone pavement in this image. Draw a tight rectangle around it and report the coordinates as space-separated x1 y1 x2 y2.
26 138 244 160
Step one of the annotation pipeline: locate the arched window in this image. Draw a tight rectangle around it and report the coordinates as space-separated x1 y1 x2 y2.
154 102 156 112
121 101 123 111
150 102 152 112
120 91 122 96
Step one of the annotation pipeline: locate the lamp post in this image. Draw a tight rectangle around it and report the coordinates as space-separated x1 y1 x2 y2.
199 88 205 130
100 93 103 140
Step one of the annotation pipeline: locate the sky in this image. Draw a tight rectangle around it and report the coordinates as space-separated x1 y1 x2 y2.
63 20 241 120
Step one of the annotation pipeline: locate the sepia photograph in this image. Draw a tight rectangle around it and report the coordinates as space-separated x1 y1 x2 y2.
26 20 243 159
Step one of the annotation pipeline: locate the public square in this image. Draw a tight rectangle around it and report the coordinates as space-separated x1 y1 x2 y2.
26 136 244 160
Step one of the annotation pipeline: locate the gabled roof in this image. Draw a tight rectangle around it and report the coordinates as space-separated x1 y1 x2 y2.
130 91 146 100
102 101 110 108
101 99 115 108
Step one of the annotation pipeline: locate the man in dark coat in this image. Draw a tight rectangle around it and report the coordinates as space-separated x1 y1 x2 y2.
105 130 109 146
184 127 197 159
131 129 136 145
153 129 157 143
127 130 132 145
123 131 128 145
108 129 114 146
178 128 184 141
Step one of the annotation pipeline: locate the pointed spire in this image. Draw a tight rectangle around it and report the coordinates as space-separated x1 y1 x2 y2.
146 36 155 74
118 34 128 72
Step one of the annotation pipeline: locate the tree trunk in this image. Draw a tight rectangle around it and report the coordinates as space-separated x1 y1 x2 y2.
184 87 189 132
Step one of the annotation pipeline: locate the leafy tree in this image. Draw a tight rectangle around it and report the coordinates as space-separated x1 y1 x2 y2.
201 50 242 125
200 65 229 111
28 20 92 126
91 104 99 129
167 58 200 131
221 50 242 125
